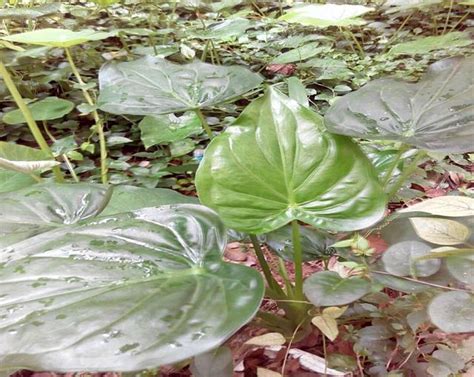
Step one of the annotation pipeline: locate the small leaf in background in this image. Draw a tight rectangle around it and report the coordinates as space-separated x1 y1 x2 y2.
428 291 474 333
139 112 202 148
280 4 374 28
382 241 441 277
245 332 286 347
2 28 117 48
2 96 74 124
170 138 196 157
303 271 371 307
399 195 474 217
410 218 471 245
446 253 474 286
311 315 339 341
388 32 473 55
0 157 59 175
270 42 326 64
106 135 133 147
190 346 233 377
287 77 309 107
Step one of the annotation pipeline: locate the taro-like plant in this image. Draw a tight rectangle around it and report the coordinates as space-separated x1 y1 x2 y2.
196 86 386 326
0 183 264 372
97 55 263 137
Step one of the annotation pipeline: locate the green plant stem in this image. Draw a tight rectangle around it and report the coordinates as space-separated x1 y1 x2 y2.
250 235 285 297
194 108 213 138
65 47 108 184
0 60 64 182
442 0 454 35
291 220 304 300
42 121 79 183
386 151 426 199
345 28 364 56
381 144 408 188
278 257 295 298
384 13 412 51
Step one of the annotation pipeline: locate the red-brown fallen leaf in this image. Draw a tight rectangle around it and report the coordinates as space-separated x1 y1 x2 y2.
225 242 248 261
366 234 388 255
265 64 296 76
425 188 447 197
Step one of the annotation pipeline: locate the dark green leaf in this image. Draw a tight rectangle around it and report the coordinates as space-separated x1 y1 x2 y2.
2 97 74 124
325 56 474 153
97 56 263 116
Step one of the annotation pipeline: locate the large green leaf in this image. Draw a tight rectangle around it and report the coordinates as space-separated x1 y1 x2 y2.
280 4 374 28
0 3 62 20
388 32 472 55
2 29 116 48
0 183 111 248
303 271 371 307
195 87 385 234
0 185 264 372
101 185 198 216
2 97 75 125
325 56 474 153
97 56 263 116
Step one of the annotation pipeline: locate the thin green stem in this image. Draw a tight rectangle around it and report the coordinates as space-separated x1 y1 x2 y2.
345 28 364 56
194 108 213 138
384 13 412 51
278 257 295 298
387 151 426 199
381 145 408 188
42 121 79 183
291 220 304 300
0 60 63 182
442 0 454 35
250 235 285 297
65 47 108 184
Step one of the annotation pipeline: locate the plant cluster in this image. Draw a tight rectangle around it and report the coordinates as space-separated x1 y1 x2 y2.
0 1 473 376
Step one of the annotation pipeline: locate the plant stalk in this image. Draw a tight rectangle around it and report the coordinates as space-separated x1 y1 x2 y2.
194 108 213 138
65 47 108 184
0 60 64 182
386 151 426 199
291 220 304 300
250 235 285 297
381 144 408 188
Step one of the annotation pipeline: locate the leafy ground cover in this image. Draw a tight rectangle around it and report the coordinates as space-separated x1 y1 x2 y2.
0 1 473 376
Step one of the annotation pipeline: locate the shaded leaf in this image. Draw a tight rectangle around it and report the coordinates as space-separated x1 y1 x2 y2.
139 112 202 148
304 271 371 307
98 56 263 116
388 32 472 55
399 195 474 217
428 291 474 333
382 241 441 277
271 42 326 64
190 346 233 377
196 87 385 234
325 56 474 153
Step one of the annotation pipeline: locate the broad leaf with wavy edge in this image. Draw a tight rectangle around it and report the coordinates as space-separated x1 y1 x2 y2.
0 185 264 372
97 56 263 116
325 56 474 153
196 87 386 234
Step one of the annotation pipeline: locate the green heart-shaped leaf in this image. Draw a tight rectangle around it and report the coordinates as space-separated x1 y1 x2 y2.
2 96 75 124
97 56 263 116
280 4 374 28
303 271 371 307
0 184 264 372
2 28 116 48
325 56 474 153
196 87 385 234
